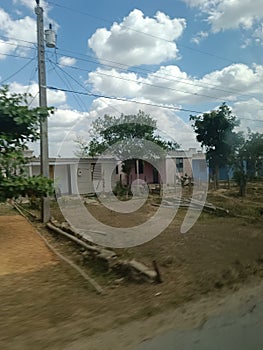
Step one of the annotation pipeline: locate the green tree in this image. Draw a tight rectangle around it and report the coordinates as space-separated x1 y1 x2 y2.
245 130 263 178
0 85 53 202
232 130 263 197
229 132 247 197
75 111 179 188
190 103 239 189
87 111 179 157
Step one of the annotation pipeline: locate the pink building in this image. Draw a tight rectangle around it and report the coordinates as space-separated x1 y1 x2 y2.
115 148 206 187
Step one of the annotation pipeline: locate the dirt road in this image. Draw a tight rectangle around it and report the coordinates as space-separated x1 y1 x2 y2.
0 201 263 349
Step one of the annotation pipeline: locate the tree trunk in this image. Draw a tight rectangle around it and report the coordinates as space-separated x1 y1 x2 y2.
239 176 247 197
213 164 219 190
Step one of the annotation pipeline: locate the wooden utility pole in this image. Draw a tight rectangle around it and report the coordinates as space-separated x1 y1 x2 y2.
35 0 50 222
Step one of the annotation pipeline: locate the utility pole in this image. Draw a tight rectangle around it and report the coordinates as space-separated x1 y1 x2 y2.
35 0 50 223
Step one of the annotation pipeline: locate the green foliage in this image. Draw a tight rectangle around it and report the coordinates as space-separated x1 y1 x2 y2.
190 103 239 188
112 181 130 197
0 85 52 146
245 130 263 178
0 85 54 202
75 110 179 164
0 176 54 202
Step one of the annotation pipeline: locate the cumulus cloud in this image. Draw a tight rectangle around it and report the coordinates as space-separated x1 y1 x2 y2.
13 0 49 12
88 9 186 67
0 7 36 57
88 98 198 149
58 56 77 67
233 98 263 134
0 39 15 59
88 63 263 105
0 2 58 58
191 31 208 44
29 108 91 157
182 0 263 38
49 108 87 128
9 82 67 107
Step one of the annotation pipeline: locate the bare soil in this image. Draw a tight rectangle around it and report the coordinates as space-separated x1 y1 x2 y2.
0 183 263 349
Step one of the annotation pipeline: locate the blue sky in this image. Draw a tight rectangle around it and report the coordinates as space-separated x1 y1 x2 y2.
0 0 263 156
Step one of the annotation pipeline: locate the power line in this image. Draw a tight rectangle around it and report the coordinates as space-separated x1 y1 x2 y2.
48 59 88 111
54 50 256 101
50 55 258 104
0 37 36 51
46 85 206 113
56 61 221 101
0 52 35 60
0 57 36 84
0 37 254 104
0 35 36 46
46 85 263 123
47 0 237 65
48 59 123 115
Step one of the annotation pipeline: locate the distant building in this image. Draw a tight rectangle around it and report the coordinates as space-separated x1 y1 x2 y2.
27 156 118 195
115 148 207 187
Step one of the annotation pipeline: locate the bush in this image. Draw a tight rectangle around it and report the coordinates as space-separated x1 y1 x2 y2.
0 175 54 202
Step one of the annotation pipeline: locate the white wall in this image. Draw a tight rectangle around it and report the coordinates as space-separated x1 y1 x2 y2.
54 164 71 194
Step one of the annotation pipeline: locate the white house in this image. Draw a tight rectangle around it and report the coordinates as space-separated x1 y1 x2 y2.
26 148 207 195
28 156 118 195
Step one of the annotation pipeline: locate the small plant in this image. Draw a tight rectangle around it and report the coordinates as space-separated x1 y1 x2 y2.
113 181 130 198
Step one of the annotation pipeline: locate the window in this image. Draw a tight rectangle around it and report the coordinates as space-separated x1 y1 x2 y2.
176 158 184 172
135 159 144 174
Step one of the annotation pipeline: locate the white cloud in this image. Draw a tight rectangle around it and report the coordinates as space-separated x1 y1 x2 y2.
88 9 186 67
182 0 263 33
88 63 263 105
13 0 48 11
0 39 15 59
233 98 263 134
6 15 36 43
49 108 87 128
0 2 58 59
253 24 263 44
30 108 91 157
9 82 67 106
0 7 36 57
58 56 77 67
191 31 208 44
89 97 198 149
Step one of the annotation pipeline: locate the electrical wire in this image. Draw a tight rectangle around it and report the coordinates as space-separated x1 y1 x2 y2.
48 59 123 115
0 35 36 46
0 52 35 60
46 85 263 123
46 0 236 64
54 50 257 101
50 56 259 104
48 59 88 111
0 16 257 101
0 38 36 51
0 57 36 84
46 85 209 113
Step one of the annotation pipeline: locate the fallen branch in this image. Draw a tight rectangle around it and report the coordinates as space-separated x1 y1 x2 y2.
48 221 158 284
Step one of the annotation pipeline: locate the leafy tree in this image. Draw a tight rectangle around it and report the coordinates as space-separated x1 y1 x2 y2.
0 85 54 202
229 132 247 197
232 130 263 197
86 111 179 157
74 136 89 158
75 111 179 182
190 103 239 189
245 130 263 178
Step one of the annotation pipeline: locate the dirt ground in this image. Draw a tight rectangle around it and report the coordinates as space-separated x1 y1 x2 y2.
0 183 263 349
